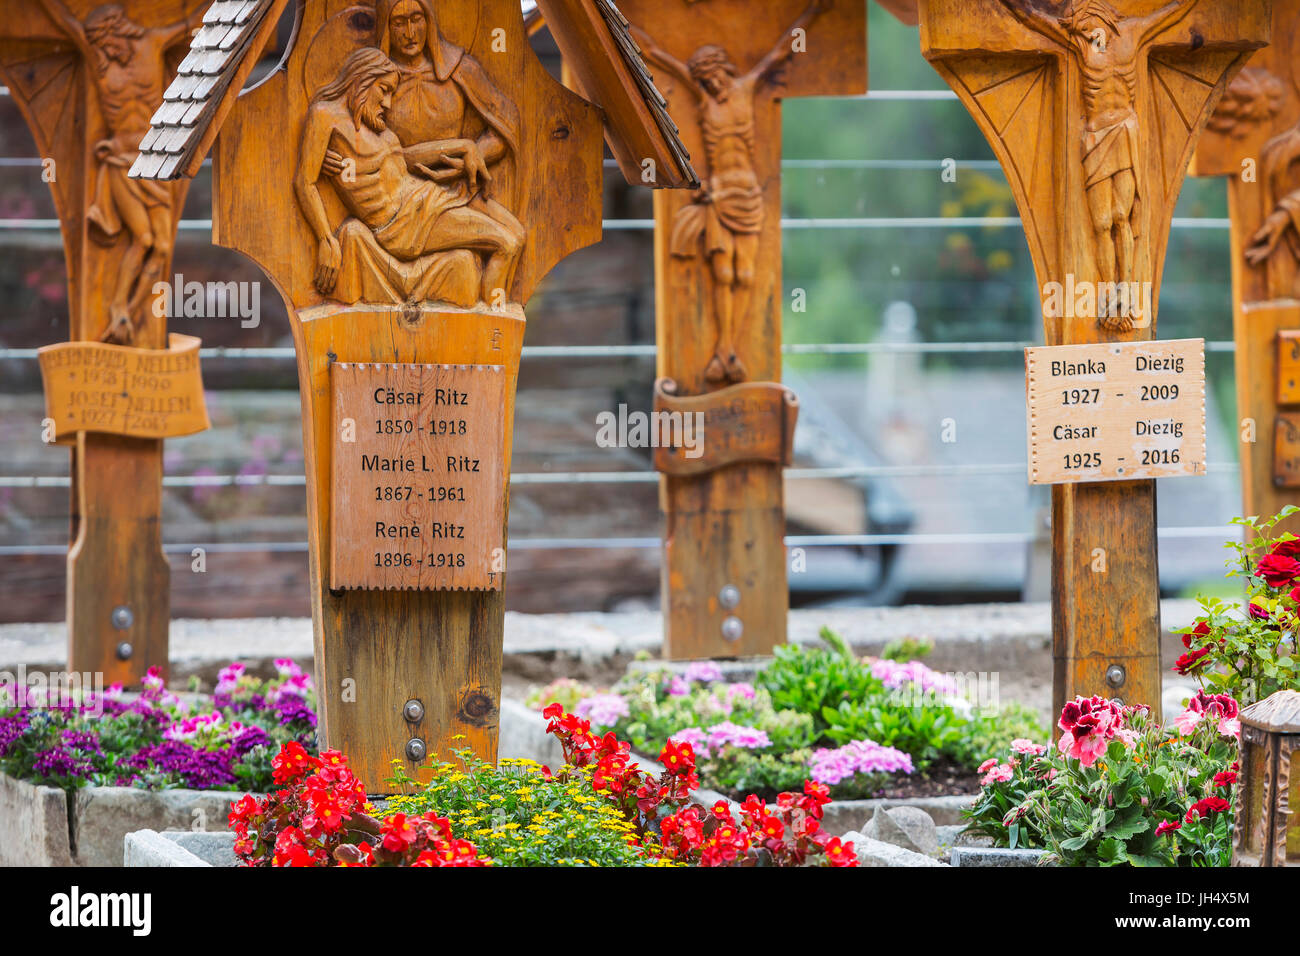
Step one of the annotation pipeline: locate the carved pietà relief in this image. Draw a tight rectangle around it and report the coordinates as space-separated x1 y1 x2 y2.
296 0 525 310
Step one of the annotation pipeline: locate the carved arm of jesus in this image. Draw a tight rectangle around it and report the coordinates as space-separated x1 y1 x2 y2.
295 115 343 295
319 139 494 196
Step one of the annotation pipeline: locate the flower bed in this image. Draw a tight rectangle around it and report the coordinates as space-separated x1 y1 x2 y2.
524 628 1046 804
230 710 859 867
0 660 317 866
964 694 1240 866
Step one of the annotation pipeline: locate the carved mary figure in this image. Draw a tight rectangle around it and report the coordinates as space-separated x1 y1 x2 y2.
374 0 521 213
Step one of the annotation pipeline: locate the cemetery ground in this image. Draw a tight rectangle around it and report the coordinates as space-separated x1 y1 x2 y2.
0 565 1276 870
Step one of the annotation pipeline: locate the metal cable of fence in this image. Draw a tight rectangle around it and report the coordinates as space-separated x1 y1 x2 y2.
0 340 1241 360
0 215 1231 232
0 525 1244 558
0 461 1245 490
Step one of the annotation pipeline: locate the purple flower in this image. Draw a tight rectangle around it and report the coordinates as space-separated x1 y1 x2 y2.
275 696 317 729
32 748 97 781
574 694 630 729
705 721 770 751
684 662 723 684
870 658 959 696
666 676 690 697
809 739 914 786
0 713 30 757
124 741 236 790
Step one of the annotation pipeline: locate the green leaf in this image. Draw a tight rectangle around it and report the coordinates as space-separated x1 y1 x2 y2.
1060 835 1090 852
1105 810 1150 841
1098 837 1127 863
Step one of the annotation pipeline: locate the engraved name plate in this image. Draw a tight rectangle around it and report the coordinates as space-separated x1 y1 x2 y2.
330 363 506 590
1026 339 1207 486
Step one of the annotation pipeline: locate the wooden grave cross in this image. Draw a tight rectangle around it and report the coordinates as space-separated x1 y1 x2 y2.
133 0 694 790
1193 0 1300 527
0 0 213 684
919 0 1268 718
600 0 867 660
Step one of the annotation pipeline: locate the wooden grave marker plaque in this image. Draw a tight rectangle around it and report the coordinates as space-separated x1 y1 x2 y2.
329 362 506 591
1025 338 1206 485
920 0 1267 718
1192 0 1300 521
610 0 867 660
135 0 694 790
0 0 213 683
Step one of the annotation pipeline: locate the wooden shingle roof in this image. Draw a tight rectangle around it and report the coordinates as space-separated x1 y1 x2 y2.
132 0 695 188
129 0 288 182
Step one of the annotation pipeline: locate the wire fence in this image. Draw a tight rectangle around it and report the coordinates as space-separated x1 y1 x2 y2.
0 86 1240 563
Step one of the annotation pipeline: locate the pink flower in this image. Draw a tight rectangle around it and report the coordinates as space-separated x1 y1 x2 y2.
1056 695 1124 767
1155 820 1181 837
1116 728 1139 749
1177 691 1241 738
809 739 913 785
684 662 724 684
980 762 1015 786
1010 738 1047 756
978 757 1000 774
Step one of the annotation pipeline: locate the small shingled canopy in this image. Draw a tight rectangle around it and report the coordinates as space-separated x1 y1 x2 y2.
131 0 697 189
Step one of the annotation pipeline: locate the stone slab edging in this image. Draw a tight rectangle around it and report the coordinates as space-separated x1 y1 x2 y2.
949 846 1051 867
0 771 251 867
123 830 212 867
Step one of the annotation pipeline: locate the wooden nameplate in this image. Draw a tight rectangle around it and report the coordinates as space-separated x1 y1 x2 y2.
38 333 210 443
652 378 797 477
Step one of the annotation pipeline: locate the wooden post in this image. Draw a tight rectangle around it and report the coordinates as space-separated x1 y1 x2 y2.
0 1 212 683
614 0 866 660
1192 1 1300 532
919 0 1267 718
134 0 693 791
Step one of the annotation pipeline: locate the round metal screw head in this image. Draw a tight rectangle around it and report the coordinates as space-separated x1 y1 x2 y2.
403 699 425 723
721 616 744 642
405 738 427 762
1106 664 1126 688
719 585 741 610
115 642 133 661
111 605 133 630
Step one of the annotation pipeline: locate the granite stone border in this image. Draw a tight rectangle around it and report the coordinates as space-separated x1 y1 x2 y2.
123 830 238 867
949 846 1051 867
0 771 250 867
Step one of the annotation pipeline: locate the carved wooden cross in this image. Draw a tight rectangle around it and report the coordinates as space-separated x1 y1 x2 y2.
0 1 209 683
1193 1 1300 529
612 0 866 659
920 0 1267 717
135 0 692 790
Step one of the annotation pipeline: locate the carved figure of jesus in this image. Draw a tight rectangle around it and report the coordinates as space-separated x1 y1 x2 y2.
37 0 195 344
634 0 830 384
998 0 1194 329
298 47 525 307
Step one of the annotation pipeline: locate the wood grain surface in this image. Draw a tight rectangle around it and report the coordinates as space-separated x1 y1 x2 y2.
921 0 1267 719
0 0 211 682
619 0 866 660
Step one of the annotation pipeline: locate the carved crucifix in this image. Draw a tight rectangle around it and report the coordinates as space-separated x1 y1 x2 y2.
1193 1 1300 528
613 0 866 660
920 0 1267 717
135 0 692 790
0 1 211 683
